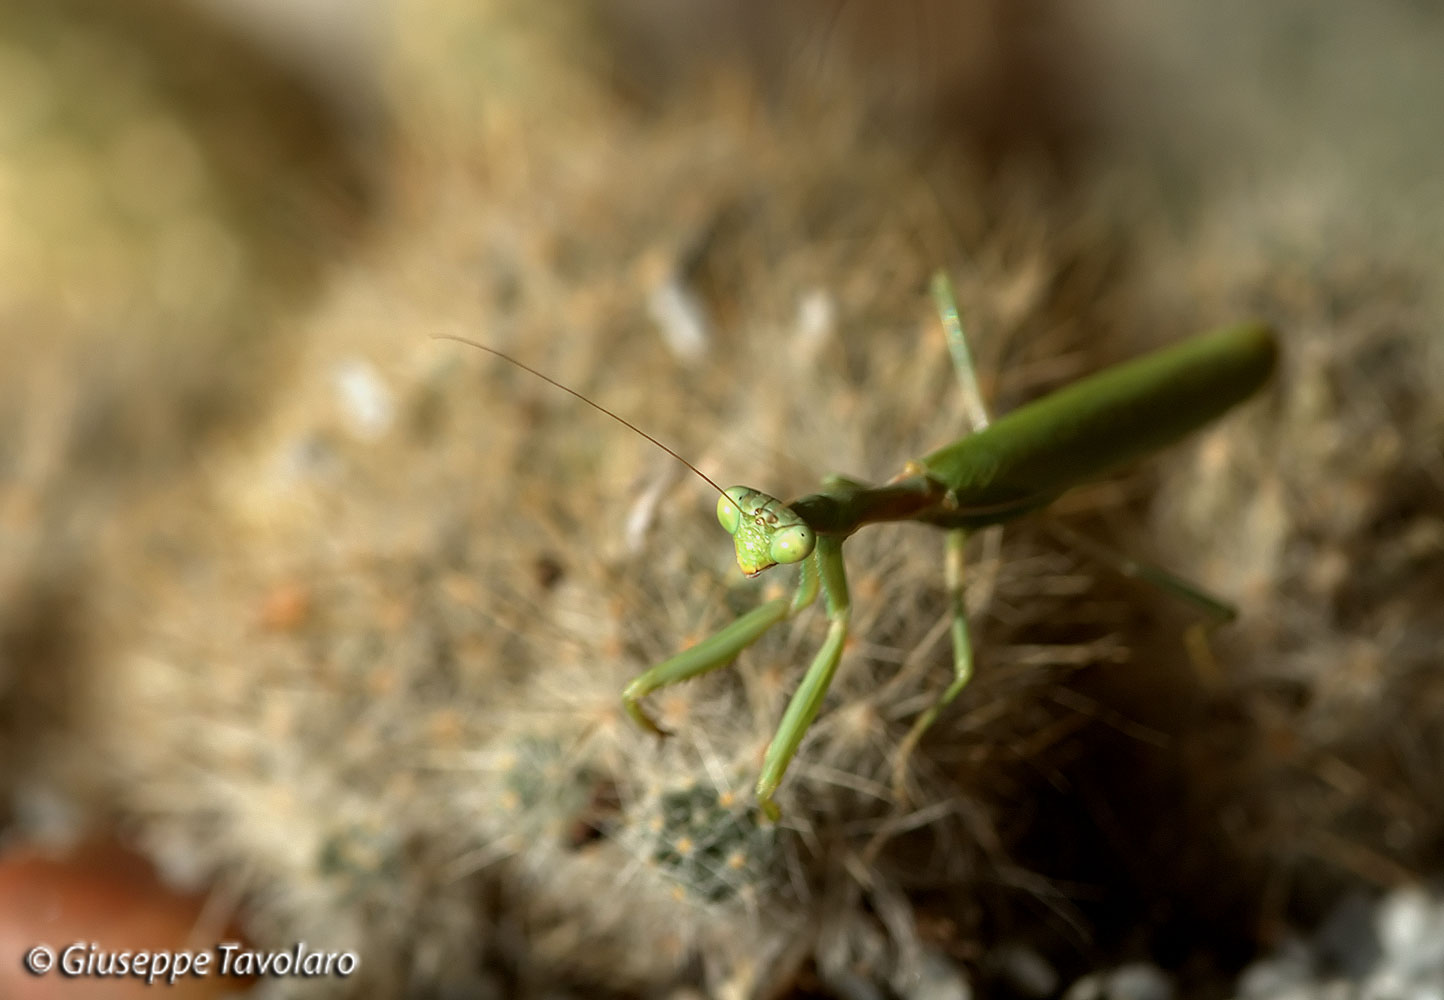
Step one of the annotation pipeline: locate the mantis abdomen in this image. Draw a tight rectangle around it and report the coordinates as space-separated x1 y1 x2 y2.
919 322 1278 527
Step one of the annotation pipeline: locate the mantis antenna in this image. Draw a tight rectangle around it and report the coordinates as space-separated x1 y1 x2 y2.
433 334 741 513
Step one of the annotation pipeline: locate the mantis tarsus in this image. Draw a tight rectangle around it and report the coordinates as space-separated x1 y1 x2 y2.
444 274 1278 821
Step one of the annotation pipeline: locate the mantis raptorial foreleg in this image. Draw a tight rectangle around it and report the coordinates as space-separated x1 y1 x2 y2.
622 553 820 736
623 532 851 821
622 598 793 736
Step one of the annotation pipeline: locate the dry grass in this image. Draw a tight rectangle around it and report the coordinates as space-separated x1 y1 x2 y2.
2 1 1442 997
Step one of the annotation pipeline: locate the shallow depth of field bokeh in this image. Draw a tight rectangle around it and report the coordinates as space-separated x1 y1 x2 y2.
1 2 1441 998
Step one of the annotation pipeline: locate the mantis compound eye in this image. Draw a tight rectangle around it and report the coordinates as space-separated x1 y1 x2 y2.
769 524 815 565
716 487 749 535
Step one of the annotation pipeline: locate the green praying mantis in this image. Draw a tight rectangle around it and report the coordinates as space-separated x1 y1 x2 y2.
443 273 1278 821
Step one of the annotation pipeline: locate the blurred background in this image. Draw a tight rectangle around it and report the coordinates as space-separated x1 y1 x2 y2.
1 1 1441 998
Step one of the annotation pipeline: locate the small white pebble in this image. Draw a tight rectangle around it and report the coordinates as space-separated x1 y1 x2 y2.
822 969 884 1000
622 464 676 555
993 944 1058 998
331 358 395 439
1376 886 1444 975
792 287 836 367
1236 938 1317 1000
647 277 710 364
1360 965 1410 1000
904 948 971 1000
1106 962 1174 1000
1401 985 1444 1000
1064 971 1105 1000
1065 964 1174 1000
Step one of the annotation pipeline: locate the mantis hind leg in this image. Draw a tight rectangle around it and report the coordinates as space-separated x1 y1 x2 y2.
931 270 991 430
755 534 850 821
891 527 975 800
1042 520 1238 684
888 273 991 799
1043 520 1237 624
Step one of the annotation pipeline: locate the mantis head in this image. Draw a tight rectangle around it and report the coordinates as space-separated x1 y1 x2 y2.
716 486 816 576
